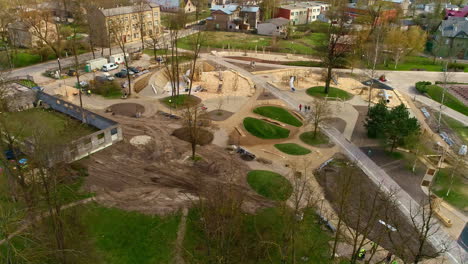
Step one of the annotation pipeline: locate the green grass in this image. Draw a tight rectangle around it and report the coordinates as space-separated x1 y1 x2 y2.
306 86 352 100
376 55 468 72
1 108 97 141
247 170 292 201
11 52 42 67
284 61 323 67
299 131 329 146
442 115 468 144
16 79 38 88
253 106 302 127
184 207 332 263
432 168 468 211
243 117 290 139
178 32 271 51
82 204 180 264
425 85 468 116
274 143 311 155
160 95 200 108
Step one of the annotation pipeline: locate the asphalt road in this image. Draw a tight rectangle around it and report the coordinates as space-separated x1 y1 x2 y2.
9 28 198 78
206 54 468 264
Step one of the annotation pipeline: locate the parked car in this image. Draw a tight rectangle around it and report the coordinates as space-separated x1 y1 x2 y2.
102 63 119 72
102 72 115 81
128 66 140 73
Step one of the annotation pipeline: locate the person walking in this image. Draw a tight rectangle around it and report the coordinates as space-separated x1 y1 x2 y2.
299 104 302 112
358 248 366 260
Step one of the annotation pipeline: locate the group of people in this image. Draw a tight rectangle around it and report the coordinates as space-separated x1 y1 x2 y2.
298 104 311 112
357 244 398 264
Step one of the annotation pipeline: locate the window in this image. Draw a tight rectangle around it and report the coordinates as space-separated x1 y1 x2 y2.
154 12 158 17
154 21 158 25
147 21 151 26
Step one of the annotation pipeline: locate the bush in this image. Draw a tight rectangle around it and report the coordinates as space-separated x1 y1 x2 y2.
448 62 466 71
415 81 431 93
92 80 122 98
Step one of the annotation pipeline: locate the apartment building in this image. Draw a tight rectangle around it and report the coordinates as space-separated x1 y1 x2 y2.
206 4 260 31
8 20 58 48
276 2 330 25
88 3 161 47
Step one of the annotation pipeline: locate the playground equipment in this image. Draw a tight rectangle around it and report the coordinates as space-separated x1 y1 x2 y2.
289 76 296 92
380 89 392 103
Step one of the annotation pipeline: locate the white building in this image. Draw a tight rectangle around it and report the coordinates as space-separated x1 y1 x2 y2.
257 17 290 36
276 1 329 25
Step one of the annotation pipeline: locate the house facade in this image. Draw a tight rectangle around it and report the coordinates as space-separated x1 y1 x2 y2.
87 3 161 47
257 17 289 36
149 0 196 13
8 20 58 48
433 17 468 59
206 4 260 31
276 2 329 25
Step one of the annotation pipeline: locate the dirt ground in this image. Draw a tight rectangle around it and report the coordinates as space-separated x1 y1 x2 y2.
172 127 214 145
108 103 145 117
316 154 437 262
229 61 279 73
204 109 234 121
351 106 428 204
82 113 275 216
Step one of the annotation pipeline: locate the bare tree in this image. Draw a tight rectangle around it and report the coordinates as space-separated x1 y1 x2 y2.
187 31 204 96
17 2 64 75
319 0 351 94
108 17 133 96
163 11 186 98
180 103 205 160
306 97 333 138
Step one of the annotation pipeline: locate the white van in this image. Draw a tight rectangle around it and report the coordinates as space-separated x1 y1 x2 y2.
102 63 119 72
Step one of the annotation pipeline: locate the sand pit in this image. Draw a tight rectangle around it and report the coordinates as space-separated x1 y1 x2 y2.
130 135 153 146
109 103 145 117
172 127 214 145
192 70 255 100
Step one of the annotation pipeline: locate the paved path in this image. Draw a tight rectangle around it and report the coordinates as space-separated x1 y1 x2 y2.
205 54 467 264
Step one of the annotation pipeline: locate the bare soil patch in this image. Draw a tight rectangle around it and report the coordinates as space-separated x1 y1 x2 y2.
82 113 274 215
109 103 145 117
204 109 234 121
257 90 278 100
134 73 152 93
172 127 214 145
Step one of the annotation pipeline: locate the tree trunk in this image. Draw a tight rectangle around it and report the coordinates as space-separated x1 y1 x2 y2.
324 65 332 94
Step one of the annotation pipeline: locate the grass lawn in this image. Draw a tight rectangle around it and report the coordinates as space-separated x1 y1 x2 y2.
432 168 468 211
424 85 468 116
247 170 292 201
253 106 302 127
300 131 329 146
160 95 201 108
82 204 180 264
243 117 290 139
306 86 352 100
277 33 326 55
16 79 38 88
376 56 468 72
1 108 97 141
184 207 332 263
178 31 271 51
284 61 323 67
442 115 468 144
274 143 311 155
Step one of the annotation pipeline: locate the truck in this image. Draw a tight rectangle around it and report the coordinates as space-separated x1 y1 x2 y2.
85 58 108 72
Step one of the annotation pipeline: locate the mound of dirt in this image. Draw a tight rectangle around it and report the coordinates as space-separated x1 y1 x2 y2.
205 110 234 121
172 127 214 145
130 135 152 146
109 103 145 117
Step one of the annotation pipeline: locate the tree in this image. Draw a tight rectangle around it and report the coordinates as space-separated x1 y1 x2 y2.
385 27 427 69
365 101 420 152
306 97 333 138
181 104 205 160
187 31 204 96
17 2 64 75
319 0 351 94
108 17 133 96
259 0 280 20
163 11 186 98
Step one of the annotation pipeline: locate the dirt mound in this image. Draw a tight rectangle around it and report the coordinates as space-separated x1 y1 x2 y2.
204 110 234 121
130 135 152 146
109 103 145 117
172 127 214 145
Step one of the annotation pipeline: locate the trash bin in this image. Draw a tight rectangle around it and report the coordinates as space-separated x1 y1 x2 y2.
85 64 91 73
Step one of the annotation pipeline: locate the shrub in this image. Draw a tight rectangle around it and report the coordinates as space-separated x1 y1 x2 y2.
415 81 431 93
448 62 466 71
92 80 122 98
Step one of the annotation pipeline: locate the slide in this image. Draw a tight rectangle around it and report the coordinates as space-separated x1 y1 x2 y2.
289 76 296 92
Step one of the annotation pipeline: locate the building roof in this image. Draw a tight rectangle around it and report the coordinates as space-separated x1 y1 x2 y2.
280 1 328 10
100 3 159 17
264 17 290 26
439 17 468 38
446 6 468 18
149 0 179 8
210 4 239 14
241 6 259 12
